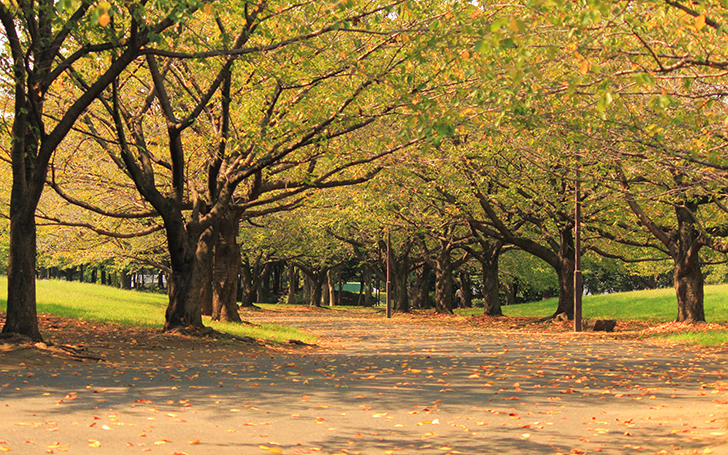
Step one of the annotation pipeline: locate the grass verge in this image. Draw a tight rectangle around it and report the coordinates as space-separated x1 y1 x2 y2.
458 283 728 322
0 277 316 344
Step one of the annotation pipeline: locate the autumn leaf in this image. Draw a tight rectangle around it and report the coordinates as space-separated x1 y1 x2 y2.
695 14 706 30
579 60 590 76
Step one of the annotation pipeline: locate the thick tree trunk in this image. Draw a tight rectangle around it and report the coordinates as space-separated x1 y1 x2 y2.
310 275 324 307
675 263 704 322
482 259 501 316
239 263 256 308
673 204 705 322
212 214 242 322
3 206 42 340
412 263 431 309
165 262 204 331
458 271 472 308
303 274 312 304
392 265 410 313
163 220 205 331
555 258 575 319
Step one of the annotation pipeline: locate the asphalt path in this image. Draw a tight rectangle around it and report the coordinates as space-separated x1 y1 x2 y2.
1 310 727 455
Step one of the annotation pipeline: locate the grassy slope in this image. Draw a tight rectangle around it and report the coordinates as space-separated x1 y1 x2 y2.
459 283 728 346
496 284 728 321
0 277 315 344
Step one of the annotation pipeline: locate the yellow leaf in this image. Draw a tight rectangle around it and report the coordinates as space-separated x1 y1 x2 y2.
188 439 200 445
88 439 101 447
268 448 283 454
0 447 10 452
98 13 110 27
579 60 590 76
695 14 706 30
203 4 213 15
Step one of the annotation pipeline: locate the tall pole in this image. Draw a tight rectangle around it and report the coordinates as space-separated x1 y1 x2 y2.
574 156 583 332
386 231 392 318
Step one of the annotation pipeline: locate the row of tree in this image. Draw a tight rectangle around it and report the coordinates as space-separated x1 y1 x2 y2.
3 1 728 340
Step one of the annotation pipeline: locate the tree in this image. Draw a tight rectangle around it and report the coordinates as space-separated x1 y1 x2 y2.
0 0 198 339
51 1 439 331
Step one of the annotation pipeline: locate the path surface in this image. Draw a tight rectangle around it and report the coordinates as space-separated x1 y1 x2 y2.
1 310 727 454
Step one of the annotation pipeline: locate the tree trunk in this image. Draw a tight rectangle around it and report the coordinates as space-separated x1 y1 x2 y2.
287 264 297 305
163 219 206 331
3 206 42 340
412 263 431 309
482 258 501 316
675 263 704 322
240 262 256 308
503 281 516 306
257 265 270 303
673 204 705 322
199 224 216 317
310 274 324 307
458 271 472 308
212 214 242 322
392 265 410 313
120 271 131 289
165 261 204 331
271 262 282 295
360 266 373 307
327 269 336 307
555 257 575 319
303 274 312 304
434 249 454 314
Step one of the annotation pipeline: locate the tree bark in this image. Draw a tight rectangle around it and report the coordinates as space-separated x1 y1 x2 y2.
555 257 575 318
362 266 373 307
3 207 42 340
482 258 501 316
674 204 705 322
392 265 410 313
458 271 472 308
199 225 216 317
212 213 242 322
327 269 336 307
433 248 454 314
162 218 206 331
287 264 298 305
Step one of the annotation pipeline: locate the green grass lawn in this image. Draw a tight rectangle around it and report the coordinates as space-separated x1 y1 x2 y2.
0 277 315 344
458 284 728 346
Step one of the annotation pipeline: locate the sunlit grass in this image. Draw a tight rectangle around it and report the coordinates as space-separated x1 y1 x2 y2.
458 284 728 322
656 331 728 347
0 277 315 343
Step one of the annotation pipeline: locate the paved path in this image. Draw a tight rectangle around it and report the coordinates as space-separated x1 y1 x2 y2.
1 310 727 454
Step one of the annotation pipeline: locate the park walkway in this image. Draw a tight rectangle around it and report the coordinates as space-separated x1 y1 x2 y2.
1 309 727 454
